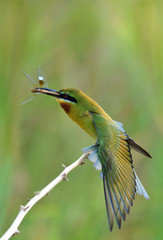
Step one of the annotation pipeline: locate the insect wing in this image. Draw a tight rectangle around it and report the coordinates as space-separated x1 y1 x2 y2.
22 71 37 88
21 95 36 105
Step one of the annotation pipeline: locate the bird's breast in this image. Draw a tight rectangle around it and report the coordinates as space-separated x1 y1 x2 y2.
57 99 97 139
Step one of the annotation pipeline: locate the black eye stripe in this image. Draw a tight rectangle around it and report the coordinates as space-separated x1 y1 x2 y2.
60 93 77 103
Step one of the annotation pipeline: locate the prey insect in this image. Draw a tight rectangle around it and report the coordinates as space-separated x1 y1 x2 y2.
21 67 48 105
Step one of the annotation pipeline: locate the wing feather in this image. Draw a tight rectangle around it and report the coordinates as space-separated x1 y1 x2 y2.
103 176 114 231
90 113 137 230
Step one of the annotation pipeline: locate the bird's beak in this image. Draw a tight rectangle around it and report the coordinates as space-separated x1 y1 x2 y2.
31 88 60 98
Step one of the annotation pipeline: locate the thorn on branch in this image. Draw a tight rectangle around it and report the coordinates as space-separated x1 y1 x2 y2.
20 205 25 211
20 205 29 211
80 161 85 166
62 164 66 169
12 229 20 237
62 173 68 181
34 191 40 195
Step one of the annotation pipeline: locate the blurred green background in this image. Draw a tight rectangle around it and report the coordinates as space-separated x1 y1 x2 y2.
0 0 163 239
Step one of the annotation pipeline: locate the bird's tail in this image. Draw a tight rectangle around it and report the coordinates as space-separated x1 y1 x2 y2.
127 138 152 158
134 170 149 199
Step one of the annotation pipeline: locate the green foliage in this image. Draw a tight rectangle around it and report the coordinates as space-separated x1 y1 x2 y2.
0 0 162 239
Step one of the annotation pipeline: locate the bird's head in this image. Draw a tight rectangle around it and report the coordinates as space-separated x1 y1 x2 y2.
32 87 90 114
31 87 105 117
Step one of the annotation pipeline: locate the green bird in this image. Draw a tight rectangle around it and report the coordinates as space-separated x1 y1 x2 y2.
28 73 151 231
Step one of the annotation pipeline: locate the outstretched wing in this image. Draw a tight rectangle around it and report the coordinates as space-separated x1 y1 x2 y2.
91 113 136 231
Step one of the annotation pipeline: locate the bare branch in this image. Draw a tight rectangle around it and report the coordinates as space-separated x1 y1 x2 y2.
0 153 89 240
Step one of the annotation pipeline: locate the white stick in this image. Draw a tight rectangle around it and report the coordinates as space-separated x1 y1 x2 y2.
0 153 89 240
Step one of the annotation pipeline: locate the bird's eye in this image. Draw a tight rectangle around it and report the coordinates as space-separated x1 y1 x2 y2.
63 94 69 99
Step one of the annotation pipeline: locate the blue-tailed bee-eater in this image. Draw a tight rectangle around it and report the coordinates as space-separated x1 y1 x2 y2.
24 70 151 231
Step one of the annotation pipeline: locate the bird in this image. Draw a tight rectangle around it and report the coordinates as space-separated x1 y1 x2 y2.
31 86 151 231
